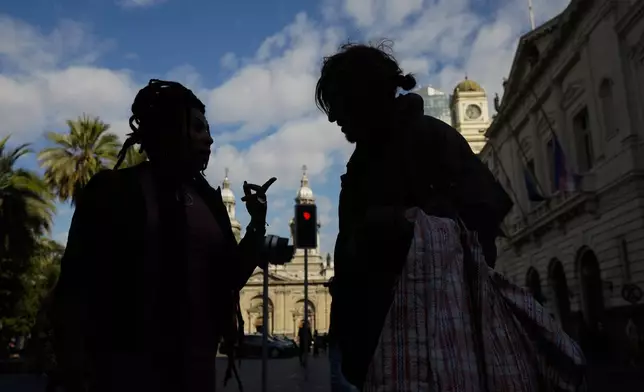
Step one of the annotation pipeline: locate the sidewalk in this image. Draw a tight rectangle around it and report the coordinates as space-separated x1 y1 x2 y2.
0 357 331 392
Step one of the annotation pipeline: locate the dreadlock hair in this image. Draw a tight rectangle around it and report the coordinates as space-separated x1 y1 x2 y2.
315 40 417 116
114 79 206 170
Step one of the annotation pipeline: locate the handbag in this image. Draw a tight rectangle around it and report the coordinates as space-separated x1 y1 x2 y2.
363 208 587 392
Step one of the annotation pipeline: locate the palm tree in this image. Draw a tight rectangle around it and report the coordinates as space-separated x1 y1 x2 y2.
0 136 56 259
38 115 121 204
120 147 148 168
0 136 56 351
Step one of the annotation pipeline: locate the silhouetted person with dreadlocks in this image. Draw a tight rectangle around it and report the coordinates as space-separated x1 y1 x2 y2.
51 79 276 392
315 43 513 389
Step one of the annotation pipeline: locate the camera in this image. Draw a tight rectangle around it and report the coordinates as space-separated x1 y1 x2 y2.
260 235 295 265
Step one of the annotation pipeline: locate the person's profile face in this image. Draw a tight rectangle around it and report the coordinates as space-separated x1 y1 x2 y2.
326 85 374 144
182 107 213 172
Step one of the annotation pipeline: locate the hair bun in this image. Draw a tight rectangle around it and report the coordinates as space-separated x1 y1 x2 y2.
398 74 417 91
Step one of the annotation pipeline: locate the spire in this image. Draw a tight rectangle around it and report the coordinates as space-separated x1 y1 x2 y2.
220 168 241 241
221 167 236 215
223 167 231 189
301 164 309 187
295 164 315 204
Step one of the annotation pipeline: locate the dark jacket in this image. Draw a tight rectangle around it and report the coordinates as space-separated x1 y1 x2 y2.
332 93 513 388
51 162 263 389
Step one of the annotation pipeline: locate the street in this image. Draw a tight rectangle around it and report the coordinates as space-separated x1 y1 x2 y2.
3 357 644 391
0 356 331 392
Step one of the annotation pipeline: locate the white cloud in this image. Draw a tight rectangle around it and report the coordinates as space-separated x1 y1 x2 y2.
1 0 572 255
220 52 239 71
206 115 352 194
334 0 569 102
0 16 137 142
164 64 203 91
117 0 167 9
206 13 345 142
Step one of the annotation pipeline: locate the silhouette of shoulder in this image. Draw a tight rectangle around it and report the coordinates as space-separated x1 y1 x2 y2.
77 164 150 207
419 114 472 155
75 169 120 208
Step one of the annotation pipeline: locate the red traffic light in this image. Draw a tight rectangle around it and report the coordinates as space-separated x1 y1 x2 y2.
303 212 311 220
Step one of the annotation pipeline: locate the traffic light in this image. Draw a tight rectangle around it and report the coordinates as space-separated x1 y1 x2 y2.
294 204 317 249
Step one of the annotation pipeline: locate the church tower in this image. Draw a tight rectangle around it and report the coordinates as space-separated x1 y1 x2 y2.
221 168 242 242
286 165 326 277
451 76 490 154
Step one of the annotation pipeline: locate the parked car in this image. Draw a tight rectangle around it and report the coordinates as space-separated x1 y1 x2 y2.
272 335 297 349
219 334 297 358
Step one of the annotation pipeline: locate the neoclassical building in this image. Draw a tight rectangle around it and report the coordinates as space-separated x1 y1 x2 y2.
479 0 644 362
219 167 335 337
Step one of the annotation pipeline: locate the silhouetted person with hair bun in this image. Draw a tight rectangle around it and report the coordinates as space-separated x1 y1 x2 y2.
316 42 512 389
51 79 276 392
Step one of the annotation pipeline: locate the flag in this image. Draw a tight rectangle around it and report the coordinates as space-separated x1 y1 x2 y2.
524 168 545 202
553 136 581 192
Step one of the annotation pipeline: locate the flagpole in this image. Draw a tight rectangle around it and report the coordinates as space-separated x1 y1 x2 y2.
528 0 536 30
528 86 580 192
488 143 530 224
503 119 547 199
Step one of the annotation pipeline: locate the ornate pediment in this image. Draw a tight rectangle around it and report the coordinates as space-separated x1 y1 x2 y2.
502 18 559 105
561 80 585 110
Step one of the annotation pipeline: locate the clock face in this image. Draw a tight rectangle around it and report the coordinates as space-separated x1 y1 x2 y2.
465 104 482 119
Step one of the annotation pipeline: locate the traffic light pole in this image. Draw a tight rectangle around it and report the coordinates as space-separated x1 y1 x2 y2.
262 264 269 392
303 248 309 380
294 202 316 382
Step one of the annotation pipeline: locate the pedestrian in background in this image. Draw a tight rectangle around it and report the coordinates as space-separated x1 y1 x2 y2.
297 321 312 367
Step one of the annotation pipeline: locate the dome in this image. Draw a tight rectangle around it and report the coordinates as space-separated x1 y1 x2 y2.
454 76 484 94
295 165 315 203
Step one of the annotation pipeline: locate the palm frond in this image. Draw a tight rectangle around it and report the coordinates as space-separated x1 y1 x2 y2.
38 115 122 204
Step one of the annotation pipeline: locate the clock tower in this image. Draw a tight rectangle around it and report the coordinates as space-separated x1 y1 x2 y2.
451 76 490 154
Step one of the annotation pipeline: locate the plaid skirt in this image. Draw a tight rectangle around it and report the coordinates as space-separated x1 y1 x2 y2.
363 208 587 392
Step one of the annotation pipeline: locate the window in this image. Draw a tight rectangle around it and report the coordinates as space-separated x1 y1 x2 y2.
545 138 556 192
573 107 594 172
599 78 617 139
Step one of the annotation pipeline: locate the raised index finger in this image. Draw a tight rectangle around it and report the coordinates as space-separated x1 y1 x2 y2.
242 181 252 197
261 177 277 193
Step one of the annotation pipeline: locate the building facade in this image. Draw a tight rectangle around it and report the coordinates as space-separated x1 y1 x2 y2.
480 0 644 363
220 167 334 337
417 86 453 126
417 81 491 154
451 78 491 154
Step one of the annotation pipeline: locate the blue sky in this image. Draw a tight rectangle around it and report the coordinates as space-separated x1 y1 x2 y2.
0 0 569 254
